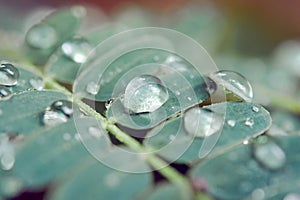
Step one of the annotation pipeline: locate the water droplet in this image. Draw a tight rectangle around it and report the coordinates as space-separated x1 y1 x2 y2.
86 81 100 95
63 133 72 141
210 70 253 102
245 118 254 127
254 138 286 170
227 119 236 127
284 193 300 200
251 189 265 200
252 106 260 112
184 107 223 138
123 75 169 113
169 134 175 141
29 78 44 90
1 153 15 170
204 76 217 95
153 55 160 62
175 91 181 96
243 140 249 145
0 63 19 86
26 23 57 49
42 110 68 126
88 126 102 138
61 38 92 64
105 98 114 109
51 100 73 117
187 97 192 101
0 86 11 99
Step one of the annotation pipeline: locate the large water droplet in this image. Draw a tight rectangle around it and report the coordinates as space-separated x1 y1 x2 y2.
284 193 300 200
210 70 253 102
184 107 223 138
123 75 169 113
61 38 92 64
26 23 57 49
86 81 100 95
29 78 44 90
42 100 73 126
0 86 11 99
254 137 286 170
0 63 19 86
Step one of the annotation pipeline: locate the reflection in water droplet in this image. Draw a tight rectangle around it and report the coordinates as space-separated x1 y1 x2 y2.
252 106 260 112
88 126 102 138
29 78 44 90
245 118 254 127
0 86 11 99
61 38 92 64
1 153 15 170
0 63 19 86
184 107 223 138
105 98 114 109
284 193 300 200
123 75 169 113
227 119 236 127
26 23 57 49
210 70 253 102
86 81 100 95
254 138 286 170
51 100 73 117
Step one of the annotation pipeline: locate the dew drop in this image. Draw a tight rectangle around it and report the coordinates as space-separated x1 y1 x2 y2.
123 75 169 113
284 193 300 200
0 63 19 86
251 189 265 200
175 90 181 96
169 134 175 141
29 78 44 90
26 23 57 49
254 138 286 170
0 86 11 99
187 96 192 101
86 81 100 95
210 70 253 102
0 136 15 171
1 153 15 170
51 100 73 117
61 38 92 64
88 126 102 138
227 119 236 127
243 140 249 145
105 98 114 109
252 106 260 112
245 118 254 127
184 107 223 138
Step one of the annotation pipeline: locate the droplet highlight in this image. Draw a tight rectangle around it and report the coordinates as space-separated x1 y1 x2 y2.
0 63 19 86
42 100 73 126
26 23 57 49
86 81 100 95
227 119 236 127
254 137 286 170
184 107 223 138
252 106 260 113
245 118 254 127
61 38 92 64
210 70 253 102
123 75 169 113
0 86 11 99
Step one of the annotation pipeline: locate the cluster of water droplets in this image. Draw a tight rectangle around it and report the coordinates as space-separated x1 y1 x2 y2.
0 134 15 171
0 63 19 100
42 100 73 126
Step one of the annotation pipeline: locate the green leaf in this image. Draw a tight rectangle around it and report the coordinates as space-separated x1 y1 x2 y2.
144 183 192 200
24 6 83 65
0 90 67 135
11 117 110 189
45 25 124 83
144 102 271 163
48 155 151 200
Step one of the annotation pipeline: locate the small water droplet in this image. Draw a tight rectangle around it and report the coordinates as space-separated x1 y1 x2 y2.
254 138 286 170
243 140 249 145
251 189 265 200
123 75 169 113
245 118 254 127
175 90 181 96
29 78 44 90
61 38 92 64
86 81 100 95
26 23 57 49
105 98 114 109
210 70 253 102
74 133 80 141
284 193 300 200
1 153 15 170
0 63 19 86
189 74 195 79
204 76 217 95
184 107 223 138
88 126 102 138
153 55 160 62
51 100 73 117
187 97 192 101
169 134 175 141
252 106 260 112
227 119 236 127
0 86 11 99
63 133 72 141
